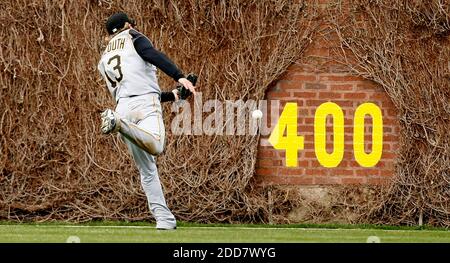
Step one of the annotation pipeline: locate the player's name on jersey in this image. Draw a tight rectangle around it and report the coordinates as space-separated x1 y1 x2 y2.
106 37 126 53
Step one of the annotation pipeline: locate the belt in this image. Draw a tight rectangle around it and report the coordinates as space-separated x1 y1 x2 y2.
119 93 161 101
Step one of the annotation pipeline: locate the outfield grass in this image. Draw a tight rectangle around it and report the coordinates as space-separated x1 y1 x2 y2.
0 222 448 243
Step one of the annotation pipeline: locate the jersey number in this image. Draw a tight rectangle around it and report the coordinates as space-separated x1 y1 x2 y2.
105 55 123 87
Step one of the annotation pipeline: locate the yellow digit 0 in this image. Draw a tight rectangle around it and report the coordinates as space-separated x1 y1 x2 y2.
268 103 304 167
353 103 383 167
314 102 344 168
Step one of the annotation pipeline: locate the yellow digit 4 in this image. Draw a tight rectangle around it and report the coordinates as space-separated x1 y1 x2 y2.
268 103 304 167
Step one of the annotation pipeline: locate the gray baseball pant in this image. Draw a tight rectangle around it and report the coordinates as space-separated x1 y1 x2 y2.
115 93 176 229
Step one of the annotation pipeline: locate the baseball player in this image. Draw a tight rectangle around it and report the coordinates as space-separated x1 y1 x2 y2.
97 12 196 230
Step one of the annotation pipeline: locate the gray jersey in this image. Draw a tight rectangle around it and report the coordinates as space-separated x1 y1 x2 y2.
98 29 160 102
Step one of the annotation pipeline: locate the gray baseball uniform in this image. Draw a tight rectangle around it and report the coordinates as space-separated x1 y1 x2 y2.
98 28 184 229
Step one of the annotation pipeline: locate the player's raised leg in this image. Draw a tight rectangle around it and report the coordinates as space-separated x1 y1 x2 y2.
100 97 164 156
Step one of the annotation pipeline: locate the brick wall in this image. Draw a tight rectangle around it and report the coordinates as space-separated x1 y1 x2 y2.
256 28 400 186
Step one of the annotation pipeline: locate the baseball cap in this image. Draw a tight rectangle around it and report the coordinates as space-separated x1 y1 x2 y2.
105 12 134 35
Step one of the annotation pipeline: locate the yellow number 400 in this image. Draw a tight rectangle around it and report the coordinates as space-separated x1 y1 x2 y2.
268 102 383 168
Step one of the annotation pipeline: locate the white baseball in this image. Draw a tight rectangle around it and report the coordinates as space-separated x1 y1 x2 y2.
252 109 263 119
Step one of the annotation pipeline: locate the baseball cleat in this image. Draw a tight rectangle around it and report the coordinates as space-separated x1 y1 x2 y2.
156 226 177 231
156 221 177 230
100 109 121 134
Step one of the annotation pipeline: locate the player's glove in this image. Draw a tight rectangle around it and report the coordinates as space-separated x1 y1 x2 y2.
176 73 197 100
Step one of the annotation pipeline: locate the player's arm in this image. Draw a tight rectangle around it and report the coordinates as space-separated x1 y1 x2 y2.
130 29 196 94
130 29 184 80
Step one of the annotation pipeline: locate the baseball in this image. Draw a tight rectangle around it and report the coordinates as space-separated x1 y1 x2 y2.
252 109 263 119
